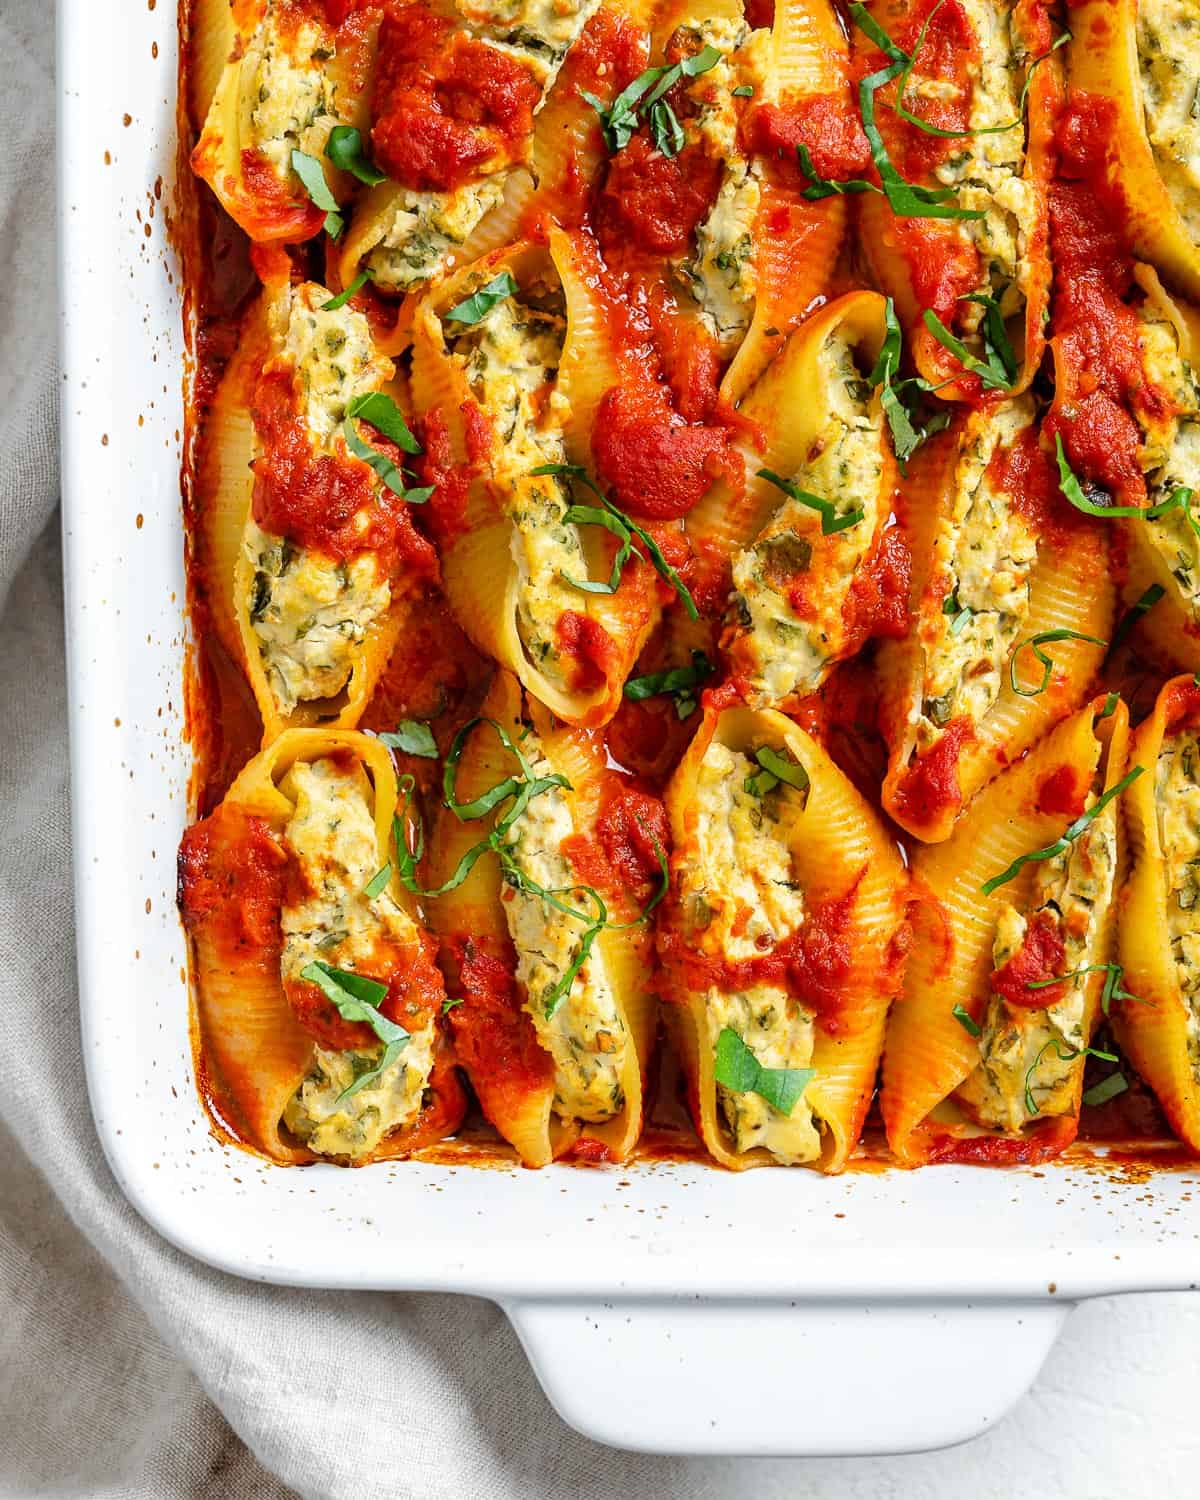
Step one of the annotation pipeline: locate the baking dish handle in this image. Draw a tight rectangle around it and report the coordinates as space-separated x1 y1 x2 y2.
504 1295 1071 1456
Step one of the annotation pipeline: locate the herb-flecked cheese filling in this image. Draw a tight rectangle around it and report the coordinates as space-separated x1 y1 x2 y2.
674 18 770 347
927 0 1038 336
956 792 1117 1131
248 284 394 716
727 328 885 706
279 757 436 1159
1156 728 1200 1079
914 396 1038 753
1138 0 1200 241
680 741 821 1162
501 728 630 1123
1136 307 1200 618
446 285 589 691
240 3 341 180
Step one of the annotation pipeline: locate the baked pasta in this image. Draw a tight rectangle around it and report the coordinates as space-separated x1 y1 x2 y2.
424 671 662 1165
658 705 909 1171
884 697 1130 1164
178 729 465 1163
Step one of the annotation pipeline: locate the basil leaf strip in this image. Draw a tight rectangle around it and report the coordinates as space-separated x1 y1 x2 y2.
1109 584 1166 652
442 997 465 1014
1098 691 1121 719
290 148 343 237
1054 433 1144 518
378 719 439 759
952 1003 982 1037
758 468 865 535
343 392 430 502
922 309 1013 390
1024 1041 1117 1116
959 290 1019 384
363 863 392 899
326 124 387 186
299 960 410 1101
624 650 714 718
584 45 721 155
1009 629 1108 697
713 1027 815 1116
533 463 699 619
322 268 374 311
981 767 1145 895
444 271 519 325
1025 960 1141 1017
1082 1071 1129 1108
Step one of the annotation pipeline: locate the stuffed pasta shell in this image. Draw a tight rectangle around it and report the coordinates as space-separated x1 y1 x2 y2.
1067 0 1200 305
424 672 663 1166
338 0 598 296
658 705 909 1171
410 232 659 725
1115 676 1200 1151
178 729 464 1164
883 696 1131 1165
191 0 375 243
854 0 1056 398
198 269 437 742
879 398 1113 842
690 291 900 708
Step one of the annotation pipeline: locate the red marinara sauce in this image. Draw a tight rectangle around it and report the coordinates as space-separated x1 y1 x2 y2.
591 384 733 520
446 935 556 1107
741 88 870 183
370 4 540 191
989 910 1067 1009
250 368 439 581
562 785 670 914
178 803 288 963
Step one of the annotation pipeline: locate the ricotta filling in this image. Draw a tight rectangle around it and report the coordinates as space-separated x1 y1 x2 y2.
502 731 630 1123
727 330 885 705
681 741 821 1162
674 19 770 347
1138 0 1200 241
455 0 602 87
1156 729 1200 1080
926 0 1038 339
956 794 1117 1132
1138 311 1200 620
240 4 340 180
248 285 394 716
279 757 436 1159
915 397 1038 754
446 288 588 690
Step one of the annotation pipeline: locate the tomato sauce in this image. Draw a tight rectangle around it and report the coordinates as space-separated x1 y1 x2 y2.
371 4 540 191
985 423 1080 549
563 785 669 912
893 717 973 828
555 610 617 694
989 910 1067 1009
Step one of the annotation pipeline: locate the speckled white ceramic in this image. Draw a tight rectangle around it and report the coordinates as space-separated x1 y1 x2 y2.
57 0 1200 1458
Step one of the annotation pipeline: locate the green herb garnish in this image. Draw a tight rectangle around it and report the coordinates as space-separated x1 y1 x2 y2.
1053 434 1144 518
865 297 950 466
532 463 698 619
1009 630 1108 697
343 392 433 503
326 125 387 186
379 719 439 759
942 585 973 636
744 745 810 798
1082 1071 1129 1108
713 1028 815 1116
363 863 392 899
952 1003 982 1037
290 148 343 238
322 268 374 311
623 651 714 719
299 960 409 1100
444 271 519 326
1025 961 1140 1017
757 468 864 535
1109 584 1166 652
923 306 1014 391
1024 1040 1117 1116
981 767 1144 895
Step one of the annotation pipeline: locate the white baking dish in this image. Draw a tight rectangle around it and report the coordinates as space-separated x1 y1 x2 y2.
58 0 1200 1458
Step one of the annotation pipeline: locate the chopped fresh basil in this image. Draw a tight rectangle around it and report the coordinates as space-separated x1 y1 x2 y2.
623 650 714 718
532 463 698 619
1145 483 1200 541
299 960 410 1101
583 45 721 156
322 268 374 311
1009 630 1108 697
1024 1041 1117 1116
757 468 865 535
1082 1071 1129 1109
363 863 392 899
1054 434 1144 518
343 392 432 503
981 767 1145 895
444 271 519 325
744 745 810 798
326 124 387 186
952 1003 982 1038
1098 691 1121 719
922 308 1013 391
379 719 439 759
713 1027 815 1116
1109 584 1166 652
290 148 343 238
1026 961 1140 1017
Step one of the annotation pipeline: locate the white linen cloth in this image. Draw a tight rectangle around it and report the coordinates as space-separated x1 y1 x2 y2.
3 4 1200 1497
